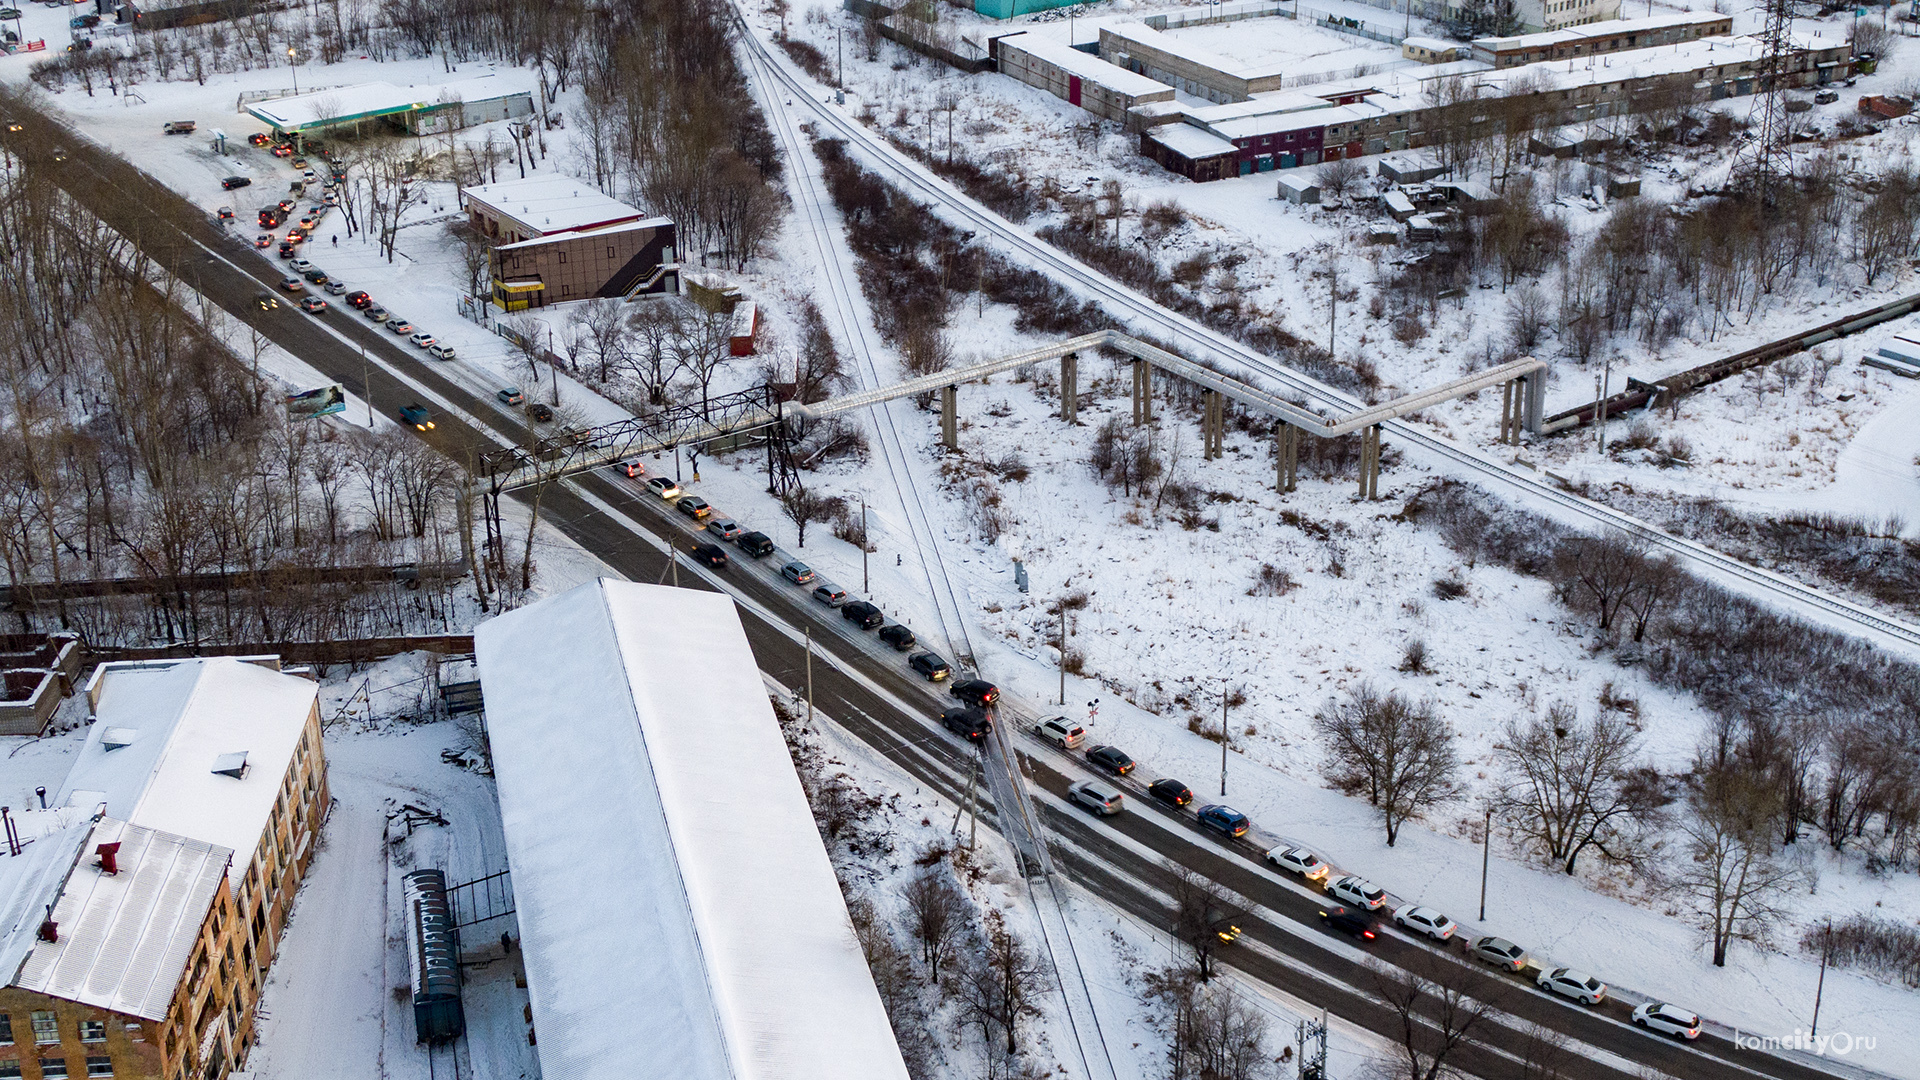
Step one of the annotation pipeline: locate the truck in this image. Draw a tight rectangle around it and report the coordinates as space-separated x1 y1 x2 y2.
163 120 196 135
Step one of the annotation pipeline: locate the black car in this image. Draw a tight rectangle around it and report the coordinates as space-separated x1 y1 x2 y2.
221 175 252 190
253 293 280 312
950 679 1000 708
1148 779 1194 807
841 601 884 630
908 652 951 681
1086 744 1135 776
877 624 917 651
689 543 729 569
736 531 774 558
1318 905 1378 940
527 403 554 422
302 267 329 284
940 707 992 742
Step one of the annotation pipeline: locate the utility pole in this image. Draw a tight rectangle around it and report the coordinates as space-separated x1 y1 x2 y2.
805 627 814 727
1593 373 1605 455
1220 689 1230 796
1059 606 1068 706
670 549 678 588
860 495 868 594
1479 802 1492 921
362 342 372 426
837 28 844 89
1811 918 1831 1035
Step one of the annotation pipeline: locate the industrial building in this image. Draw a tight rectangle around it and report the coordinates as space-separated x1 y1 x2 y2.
1138 31 1852 180
460 175 679 310
1470 10 1734 68
243 77 534 140
992 31 1176 124
474 579 911 1080
0 657 328 1080
1098 22 1294 103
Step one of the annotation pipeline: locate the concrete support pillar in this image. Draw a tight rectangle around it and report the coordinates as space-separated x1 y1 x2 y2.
940 384 958 452
1132 359 1153 426
1060 352 1078 426
1357 424 1382 500
1201 390 1226 460
1276 421 1299 493
1499 379 1519 446
1521 370 1546 435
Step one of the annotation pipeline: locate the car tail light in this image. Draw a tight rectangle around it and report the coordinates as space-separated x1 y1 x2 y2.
1363 930 1375 939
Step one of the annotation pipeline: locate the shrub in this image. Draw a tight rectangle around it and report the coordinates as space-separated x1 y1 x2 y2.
1433 575 1469 600
1248 564 1298 596
1804 914 1920 988
1398 638 1431 674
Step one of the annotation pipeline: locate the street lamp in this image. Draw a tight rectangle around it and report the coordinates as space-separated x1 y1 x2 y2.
287 47 299 96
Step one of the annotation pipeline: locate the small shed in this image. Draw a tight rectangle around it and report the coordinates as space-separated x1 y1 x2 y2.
728 302 758 357
1433 180 1499 209
1377 154 1446 184
1277 173 1320 205
1383 189 1419 222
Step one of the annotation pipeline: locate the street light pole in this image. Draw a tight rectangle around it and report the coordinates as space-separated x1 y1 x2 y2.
860 495 868 594
1220 690 1229 796
288 47 299 96
1479 803 1492 921
804 627 815 728
1059 607 1068 706
1812 918 1831 1035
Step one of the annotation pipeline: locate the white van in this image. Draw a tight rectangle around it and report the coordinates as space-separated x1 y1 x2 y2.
1068 781 1124 816
1035 716 1087 749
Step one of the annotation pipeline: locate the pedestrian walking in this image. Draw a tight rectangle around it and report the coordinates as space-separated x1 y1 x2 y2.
331 234 338 246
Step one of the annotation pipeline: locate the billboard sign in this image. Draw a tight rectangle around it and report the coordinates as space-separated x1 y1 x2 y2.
286 384 346 420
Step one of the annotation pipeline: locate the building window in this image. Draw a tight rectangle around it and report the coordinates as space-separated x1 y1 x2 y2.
79 1022 104 1044
0 1063 18 1080
0 1014 11 1044
30 1013 57 1045
557 251 566 264
607 246 616 260
41 1059 68 1080
87 1060 113 1078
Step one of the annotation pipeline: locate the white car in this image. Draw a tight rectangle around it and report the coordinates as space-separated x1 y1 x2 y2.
1392 905 1457 941
408 332 437 349
1328 875 1386 910
1631 1001 1700 1040
427 343 456 360
1266 846 1331 882
288 258 313 273
1067 780 1124 816
323 280 347 295
1469 936 1529 972
646 476 682 499
1537 967 1607 1006
1034 716 1086 749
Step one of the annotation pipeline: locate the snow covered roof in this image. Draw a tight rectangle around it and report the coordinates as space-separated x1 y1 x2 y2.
492 214 675 251
12 818 231 1022
474 579 909 1080
245 75 533 132
1402 36 1463 54
1473 10 1731 53
462 175 647 238
0 816 96 992
997 32 1177 98
1149 124 1239 159
1102 23 1288 81
60 658 316 883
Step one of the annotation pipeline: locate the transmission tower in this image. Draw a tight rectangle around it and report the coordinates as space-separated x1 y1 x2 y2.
1733 0 1798 204
1296 1011 1328 1080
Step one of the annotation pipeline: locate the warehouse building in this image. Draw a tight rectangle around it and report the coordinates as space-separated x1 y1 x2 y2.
1471 10 1734 67
1099 23 1290 103
993 31 1176 125
244 77 533 139
475 579 911 1080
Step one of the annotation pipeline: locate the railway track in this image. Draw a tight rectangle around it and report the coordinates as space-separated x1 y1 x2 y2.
736 24 1920 657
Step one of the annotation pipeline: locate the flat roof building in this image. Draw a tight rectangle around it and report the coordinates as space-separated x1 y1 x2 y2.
461 175 678 310
1099 23 1290 103
244 76 534 138
460 174 650 245
1472 11 1734 67
993 31 1176 125
475 580 911 1080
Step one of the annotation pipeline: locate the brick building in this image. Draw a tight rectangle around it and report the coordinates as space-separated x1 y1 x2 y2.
460 174 678 310
991 31 1175 125
0 657 330 1080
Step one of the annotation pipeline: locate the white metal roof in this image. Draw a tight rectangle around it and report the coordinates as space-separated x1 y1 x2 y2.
245 75 533 131
1150 124 1239 159
461 175 647 238
11 818 230 1022
1102 22 1288 81
60 658 315 883
474 579 910 1080
492 214 674 251
1473 10 1729 53
998 32 1177 98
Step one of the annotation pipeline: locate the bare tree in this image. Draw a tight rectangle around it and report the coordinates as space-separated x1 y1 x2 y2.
901 862 965 982
1668 760 1800 966
1315 684 1459 846
781 485 832 548
947 912 1048 1058
1167 861 1248 980
1496 702 1668 874
1554 533 1647 634
1318 155 1365 202
1145 965 1272 1080
1372 949 1507 1080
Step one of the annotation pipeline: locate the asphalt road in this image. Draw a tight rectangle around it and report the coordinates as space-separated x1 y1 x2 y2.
0 103 1864 1080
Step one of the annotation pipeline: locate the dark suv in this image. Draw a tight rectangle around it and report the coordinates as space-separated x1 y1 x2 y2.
1086 745 1135 776
950 679 999 708
940 707 992 742
908 652 951 681
878 624 916 651
736 531 774 558
841 601 884 630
